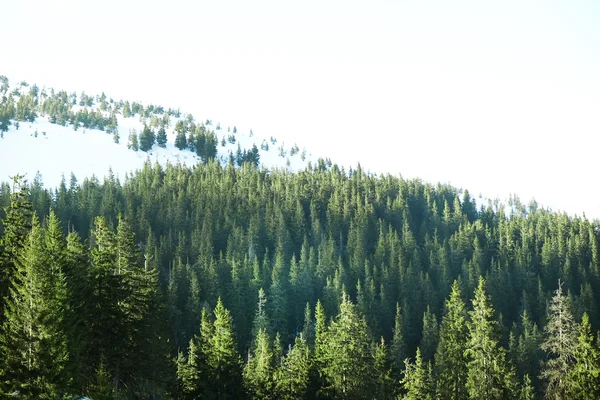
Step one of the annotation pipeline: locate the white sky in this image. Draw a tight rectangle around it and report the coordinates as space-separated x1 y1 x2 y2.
2 0 600 218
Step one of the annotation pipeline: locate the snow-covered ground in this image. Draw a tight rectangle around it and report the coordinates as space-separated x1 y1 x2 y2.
0 109 318 189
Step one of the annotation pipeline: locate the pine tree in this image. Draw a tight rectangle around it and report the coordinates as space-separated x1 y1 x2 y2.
465 277 515 400
435 280 468 400
420 305 439 362
540 281 578 400
390 302 407 374
400 348 434 400
139 124 156 152
373 338 395 399
244 328 275 399
252 288 270 340
128 130 139 151
318 293 375 399
275 335 312 400
156 126 167 148
0 175 32 323
565 312 600 399
0 216 69 398
208 298 244 399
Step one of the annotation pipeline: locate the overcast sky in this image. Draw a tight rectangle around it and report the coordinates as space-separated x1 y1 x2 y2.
3 0 600 217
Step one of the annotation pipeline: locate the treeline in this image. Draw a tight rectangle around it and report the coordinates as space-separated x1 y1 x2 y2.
0 160 600 399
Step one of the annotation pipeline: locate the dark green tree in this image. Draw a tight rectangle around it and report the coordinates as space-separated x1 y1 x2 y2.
435 280 468 400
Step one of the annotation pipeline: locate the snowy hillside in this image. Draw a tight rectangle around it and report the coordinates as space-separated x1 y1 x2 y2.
0 77 321 188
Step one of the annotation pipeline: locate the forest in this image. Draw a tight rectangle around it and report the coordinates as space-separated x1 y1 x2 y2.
0 159 599 399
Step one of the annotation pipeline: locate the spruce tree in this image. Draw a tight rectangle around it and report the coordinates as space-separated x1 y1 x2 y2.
156 126 167 148
208 298 244 399
565 313 600 399
435 280 468 400
0 216 69 398
275 335 312 400
244 328 275 399
0 175 32 323
318 293 375 399
420 305 439 362
390 302 407 374
540 281 577 400
465 277 515 400
400 347 434 400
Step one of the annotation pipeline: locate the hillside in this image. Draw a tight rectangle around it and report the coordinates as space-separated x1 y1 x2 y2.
1 75 600 400
0 76 322 188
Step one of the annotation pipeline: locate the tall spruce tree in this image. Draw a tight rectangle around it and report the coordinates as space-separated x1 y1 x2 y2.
540 281 578 400
275 335 312 400
244 328 275 399
0 216 69 398
565 312 600 399
465 277 516 400
0 175 32 324
318 293 375 399
208 298 244 399
435 280 468 400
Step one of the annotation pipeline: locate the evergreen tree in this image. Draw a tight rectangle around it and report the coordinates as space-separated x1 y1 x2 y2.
465 277 515 400
244 328 275 399
318 293 375 399
420 305 439 362
0 175 32 323
139 124 155 152
390 302 407 374
0 216 69 398
400 347 434 400
156 126 167 148
565 312 600 399
128 130 139 151
540 281 578 400
435 280 468 400
208 298 244 399
275 335 312 400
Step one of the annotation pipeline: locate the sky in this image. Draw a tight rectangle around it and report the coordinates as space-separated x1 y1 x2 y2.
2 0 600 217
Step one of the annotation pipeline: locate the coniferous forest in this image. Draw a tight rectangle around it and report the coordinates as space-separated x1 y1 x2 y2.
1 160 600 399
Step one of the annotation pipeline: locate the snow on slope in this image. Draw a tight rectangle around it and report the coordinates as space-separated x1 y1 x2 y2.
0 99 319 189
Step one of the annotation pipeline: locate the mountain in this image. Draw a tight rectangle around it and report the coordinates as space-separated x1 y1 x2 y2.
0 76 324 188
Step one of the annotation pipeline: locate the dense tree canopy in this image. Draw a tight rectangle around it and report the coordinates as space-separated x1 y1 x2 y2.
0 155 599 398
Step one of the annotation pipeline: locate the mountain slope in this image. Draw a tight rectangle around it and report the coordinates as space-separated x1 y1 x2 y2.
0 77 320 188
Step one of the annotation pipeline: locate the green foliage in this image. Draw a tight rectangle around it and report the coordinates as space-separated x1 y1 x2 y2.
244 328 275 399
139 124 156 152
400 348 434 400
0 143 600 398
565 313 600 399
127 129 139 151
465 277 516 400
540 281 578 400
435 280 468 400
317 294 376 399
275 335 312 399
0 216 69 399
156 126 167 148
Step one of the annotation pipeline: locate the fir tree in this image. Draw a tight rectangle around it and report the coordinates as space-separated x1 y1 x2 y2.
156 126 167 148
465 277 515 400
400 347 434 400
208 298 244 399
244 328 275 399
565 312 600 399
0 216 69 398
318 293 375 399
540 281 578 400
275 335 312 400
435 280 468 400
